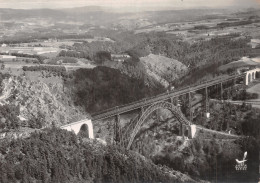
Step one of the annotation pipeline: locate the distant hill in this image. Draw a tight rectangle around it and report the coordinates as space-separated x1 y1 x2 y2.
139 9 231 24
0 7 121 25
0 8 66 20
61 6 105 13
0 7 239 28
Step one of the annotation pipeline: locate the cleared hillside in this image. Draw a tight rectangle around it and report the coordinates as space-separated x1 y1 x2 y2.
140 54 187 88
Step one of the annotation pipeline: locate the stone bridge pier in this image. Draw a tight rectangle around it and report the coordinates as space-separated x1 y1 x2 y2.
180 124 197 139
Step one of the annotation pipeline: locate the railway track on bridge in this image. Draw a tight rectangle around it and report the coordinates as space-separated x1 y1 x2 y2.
92 73 246 121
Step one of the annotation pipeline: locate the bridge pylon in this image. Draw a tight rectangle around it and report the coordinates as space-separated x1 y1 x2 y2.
220 82 223 100
141 106 144 114
114 114 122 146
188 92 193 122
170 97 174 104
205 87 209 112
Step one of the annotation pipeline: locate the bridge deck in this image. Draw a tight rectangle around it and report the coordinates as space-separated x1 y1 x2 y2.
92 73 246 121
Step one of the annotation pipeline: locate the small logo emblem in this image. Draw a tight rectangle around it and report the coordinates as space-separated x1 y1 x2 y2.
235 151 247 171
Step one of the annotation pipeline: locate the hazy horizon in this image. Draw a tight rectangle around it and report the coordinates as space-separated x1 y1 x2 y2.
0 0 259 12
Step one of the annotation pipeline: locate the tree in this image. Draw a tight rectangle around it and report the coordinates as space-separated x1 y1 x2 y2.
1 63 5 70
94 51 111 64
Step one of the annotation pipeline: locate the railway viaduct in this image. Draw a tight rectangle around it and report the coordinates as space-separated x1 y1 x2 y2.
60 68 259 149
244 68 260 85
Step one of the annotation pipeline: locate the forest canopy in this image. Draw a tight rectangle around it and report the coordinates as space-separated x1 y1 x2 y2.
0 128 182 183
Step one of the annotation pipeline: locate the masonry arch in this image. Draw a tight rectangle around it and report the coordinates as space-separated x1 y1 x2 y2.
60 120 94 139
78 124 90 138
127 101 191 149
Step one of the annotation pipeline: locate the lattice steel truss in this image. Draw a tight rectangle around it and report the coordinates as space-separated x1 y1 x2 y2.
125 101 191 150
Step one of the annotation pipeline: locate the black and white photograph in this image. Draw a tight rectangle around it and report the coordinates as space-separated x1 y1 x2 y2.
0 0 259 182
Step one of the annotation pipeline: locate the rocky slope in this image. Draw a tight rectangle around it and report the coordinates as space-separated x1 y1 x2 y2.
0 75 88 127
140 54 188 88
103 54 187 89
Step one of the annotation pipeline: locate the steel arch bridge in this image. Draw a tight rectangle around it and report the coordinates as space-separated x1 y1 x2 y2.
58 69 259 148
125 101 193 149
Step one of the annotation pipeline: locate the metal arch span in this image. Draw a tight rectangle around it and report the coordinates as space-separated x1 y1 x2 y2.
126 101 191 150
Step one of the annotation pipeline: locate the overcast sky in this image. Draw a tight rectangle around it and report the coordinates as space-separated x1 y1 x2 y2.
0 0 259 10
